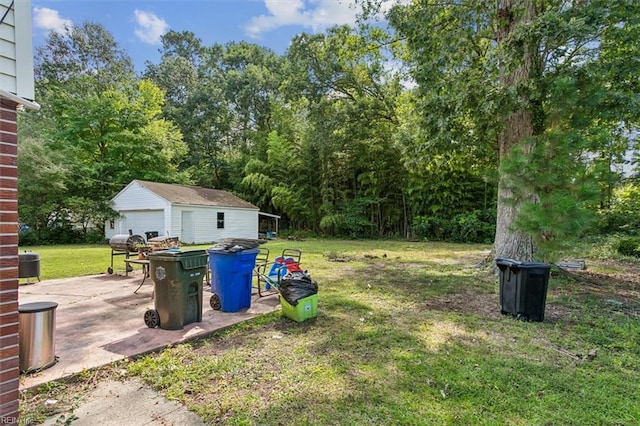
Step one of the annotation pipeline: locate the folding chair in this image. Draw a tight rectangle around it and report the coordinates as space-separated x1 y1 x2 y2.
253 247 272 297
255 248 302 297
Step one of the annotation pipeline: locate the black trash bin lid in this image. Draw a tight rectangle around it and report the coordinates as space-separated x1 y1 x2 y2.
19 302 58 313
19 252 40 261
495 257 550 269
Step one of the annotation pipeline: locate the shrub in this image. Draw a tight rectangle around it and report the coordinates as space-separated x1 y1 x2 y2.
616 237 640 257
412 210 495 243
18 228 39 246
598 183 640 235
449 210 496 244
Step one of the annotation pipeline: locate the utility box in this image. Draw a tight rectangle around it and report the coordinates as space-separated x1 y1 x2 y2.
496 258 551 322
144 249 207 330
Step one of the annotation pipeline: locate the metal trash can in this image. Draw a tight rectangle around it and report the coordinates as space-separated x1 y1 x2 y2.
207 248 259 312
18 252 41 282
144 249 208 330
496 257 551 322
19 302 58 372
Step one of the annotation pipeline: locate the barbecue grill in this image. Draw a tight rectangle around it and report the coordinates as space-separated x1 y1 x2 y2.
107 234 145 274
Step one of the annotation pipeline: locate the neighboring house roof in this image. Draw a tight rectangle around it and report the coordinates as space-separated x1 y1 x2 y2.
134 180 258 210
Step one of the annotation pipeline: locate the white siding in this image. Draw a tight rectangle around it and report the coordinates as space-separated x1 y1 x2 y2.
0 0 34 99
112 210 164 240
112 181 169 210
170 205 258 244
108 181 259 244
106 182 171 239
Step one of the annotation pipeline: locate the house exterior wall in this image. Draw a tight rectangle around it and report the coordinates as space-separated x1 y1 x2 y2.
106 183 171 240
0 98 20 421
169 205 259 244
0 0 35 100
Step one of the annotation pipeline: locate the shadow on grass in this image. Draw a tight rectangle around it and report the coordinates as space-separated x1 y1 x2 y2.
128 257 640 425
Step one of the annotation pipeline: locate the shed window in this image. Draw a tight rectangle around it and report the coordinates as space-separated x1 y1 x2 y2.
109 220 115 229
217 212 224 229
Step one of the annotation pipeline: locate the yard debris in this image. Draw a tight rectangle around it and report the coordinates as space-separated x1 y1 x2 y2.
211 238 264 252
556 260 587 271
553 346 583 362
278 271 318 306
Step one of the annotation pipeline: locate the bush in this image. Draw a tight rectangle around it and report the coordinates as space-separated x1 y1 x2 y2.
413 210 495 243
616 237 640 257
18 228 39 246
449 210 496 243
598 183 640 235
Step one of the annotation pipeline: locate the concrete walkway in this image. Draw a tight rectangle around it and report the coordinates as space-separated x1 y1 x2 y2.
18 269 280 424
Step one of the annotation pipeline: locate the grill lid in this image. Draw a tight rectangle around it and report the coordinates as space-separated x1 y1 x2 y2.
109 234 145 252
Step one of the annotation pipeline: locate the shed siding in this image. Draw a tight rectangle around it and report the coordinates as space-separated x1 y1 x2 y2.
112 182 169 210
170 205 258 244
108 210 165 240
107 183 170 240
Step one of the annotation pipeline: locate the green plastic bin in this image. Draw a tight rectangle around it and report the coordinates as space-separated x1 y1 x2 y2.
144 249 208 330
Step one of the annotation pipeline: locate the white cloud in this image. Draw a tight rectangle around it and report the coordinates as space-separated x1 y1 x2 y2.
33 7 73 34
133 10 169 45
244 0 358 38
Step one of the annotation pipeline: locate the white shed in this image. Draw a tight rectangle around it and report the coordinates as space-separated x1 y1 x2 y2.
106 180 259 244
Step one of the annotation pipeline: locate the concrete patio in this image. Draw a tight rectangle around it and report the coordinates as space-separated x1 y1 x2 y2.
18 268 280 390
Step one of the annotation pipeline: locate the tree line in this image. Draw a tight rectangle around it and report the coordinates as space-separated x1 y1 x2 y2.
18 1 640 261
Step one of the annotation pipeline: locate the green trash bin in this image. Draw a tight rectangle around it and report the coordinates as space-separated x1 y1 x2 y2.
144 249 208 330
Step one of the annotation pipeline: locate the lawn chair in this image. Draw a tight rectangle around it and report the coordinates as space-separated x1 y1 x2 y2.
254 248 302 297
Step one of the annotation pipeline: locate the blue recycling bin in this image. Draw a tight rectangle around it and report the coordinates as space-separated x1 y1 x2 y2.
207 248 259 312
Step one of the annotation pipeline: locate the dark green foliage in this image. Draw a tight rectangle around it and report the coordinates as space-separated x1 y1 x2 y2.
413 210 495 243
616 237 640 257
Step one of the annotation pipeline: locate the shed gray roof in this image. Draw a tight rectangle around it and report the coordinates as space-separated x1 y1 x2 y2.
135 180 258 209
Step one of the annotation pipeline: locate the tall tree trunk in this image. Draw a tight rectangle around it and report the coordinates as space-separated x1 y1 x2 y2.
493 0 536 261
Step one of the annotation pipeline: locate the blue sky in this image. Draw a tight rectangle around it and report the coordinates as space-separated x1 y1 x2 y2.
30 0 387 72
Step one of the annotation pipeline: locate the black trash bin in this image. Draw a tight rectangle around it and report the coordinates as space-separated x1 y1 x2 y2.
144 249 208 330
18 252 41 282
496 257 551 322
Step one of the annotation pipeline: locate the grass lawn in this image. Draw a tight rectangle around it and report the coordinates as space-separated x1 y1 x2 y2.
19 238 640 425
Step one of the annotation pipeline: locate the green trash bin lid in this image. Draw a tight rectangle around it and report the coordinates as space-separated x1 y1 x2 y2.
147 249 208 269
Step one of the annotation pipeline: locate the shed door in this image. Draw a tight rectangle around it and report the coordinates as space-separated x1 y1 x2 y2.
181 211 195 244
120 210 164 239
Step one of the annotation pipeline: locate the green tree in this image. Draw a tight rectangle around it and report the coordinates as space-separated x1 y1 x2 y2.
16 136 68 240
376 0 640 259
146 33 283 190
22 23 188 236
284 25 406 236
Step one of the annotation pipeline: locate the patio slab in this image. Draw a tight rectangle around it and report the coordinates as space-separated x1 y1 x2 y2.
18 269 280 390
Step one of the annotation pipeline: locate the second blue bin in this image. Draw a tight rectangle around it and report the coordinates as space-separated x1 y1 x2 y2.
207 248 259 312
